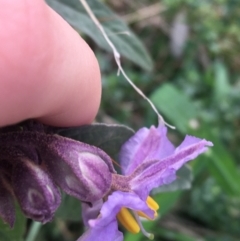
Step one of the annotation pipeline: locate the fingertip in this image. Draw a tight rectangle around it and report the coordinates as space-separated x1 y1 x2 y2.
37 46 102 127
0 0 102 127
35 5 102 126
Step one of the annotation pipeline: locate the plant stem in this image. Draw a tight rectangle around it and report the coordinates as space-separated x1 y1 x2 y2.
25 221 42 241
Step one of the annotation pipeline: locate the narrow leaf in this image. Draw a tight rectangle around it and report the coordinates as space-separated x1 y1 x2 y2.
214 60 230 101
46 0 153 70
150 84 198 133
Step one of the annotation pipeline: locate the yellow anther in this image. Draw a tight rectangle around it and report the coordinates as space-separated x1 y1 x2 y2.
137 210 158 220
137 196 159 220
117 208 140 234
116 196 159 236
146 196 159 211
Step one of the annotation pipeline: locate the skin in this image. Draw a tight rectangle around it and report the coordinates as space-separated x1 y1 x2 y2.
0 0 101 127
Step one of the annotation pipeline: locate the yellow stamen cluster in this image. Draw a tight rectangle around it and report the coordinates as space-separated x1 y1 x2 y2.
117 196 159 235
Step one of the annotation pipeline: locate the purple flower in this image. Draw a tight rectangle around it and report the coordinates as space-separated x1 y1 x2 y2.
79 124 213 241
0 120 213 241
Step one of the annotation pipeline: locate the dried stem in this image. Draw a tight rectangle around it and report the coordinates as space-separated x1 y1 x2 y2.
122 2 165 24
79 0 175 129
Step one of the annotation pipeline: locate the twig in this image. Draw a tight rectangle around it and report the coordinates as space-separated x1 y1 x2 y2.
79 0 175 129
122 2 166 24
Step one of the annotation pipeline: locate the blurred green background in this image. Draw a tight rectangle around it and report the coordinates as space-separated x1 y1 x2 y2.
3 0 240 240
99 1 240 240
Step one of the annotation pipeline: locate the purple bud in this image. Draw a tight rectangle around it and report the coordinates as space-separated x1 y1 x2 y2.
12 158 61 223
0 175 15 228
44 136 114 203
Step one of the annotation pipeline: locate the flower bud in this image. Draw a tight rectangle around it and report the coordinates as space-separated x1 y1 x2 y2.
44 137 113 203
12 159 61 223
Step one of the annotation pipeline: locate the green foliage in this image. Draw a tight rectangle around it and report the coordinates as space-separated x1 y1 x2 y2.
151 83 198 133
46 0 153 70
98 0 240 240
150 83 240 196
0 205 26 241
186 178 240 240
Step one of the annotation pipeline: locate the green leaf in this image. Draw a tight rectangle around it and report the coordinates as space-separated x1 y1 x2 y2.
56 123 134 160
46 0 153 70
150 83 198 132
191 125 240 196
152 165 193 194
213 61 231 111
55 193 82 221
0 205 26 241
154 191 182 216
157 228 198 241
214 60 230 101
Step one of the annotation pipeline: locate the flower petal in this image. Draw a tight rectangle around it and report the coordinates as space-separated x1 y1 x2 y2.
82 200 103 227
77 221 123 241
119 124 175 175
0 175 15 228
131 138 213 200
12 158 61 223
90 191 154 228
77 220 123 241
79 191 154 241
